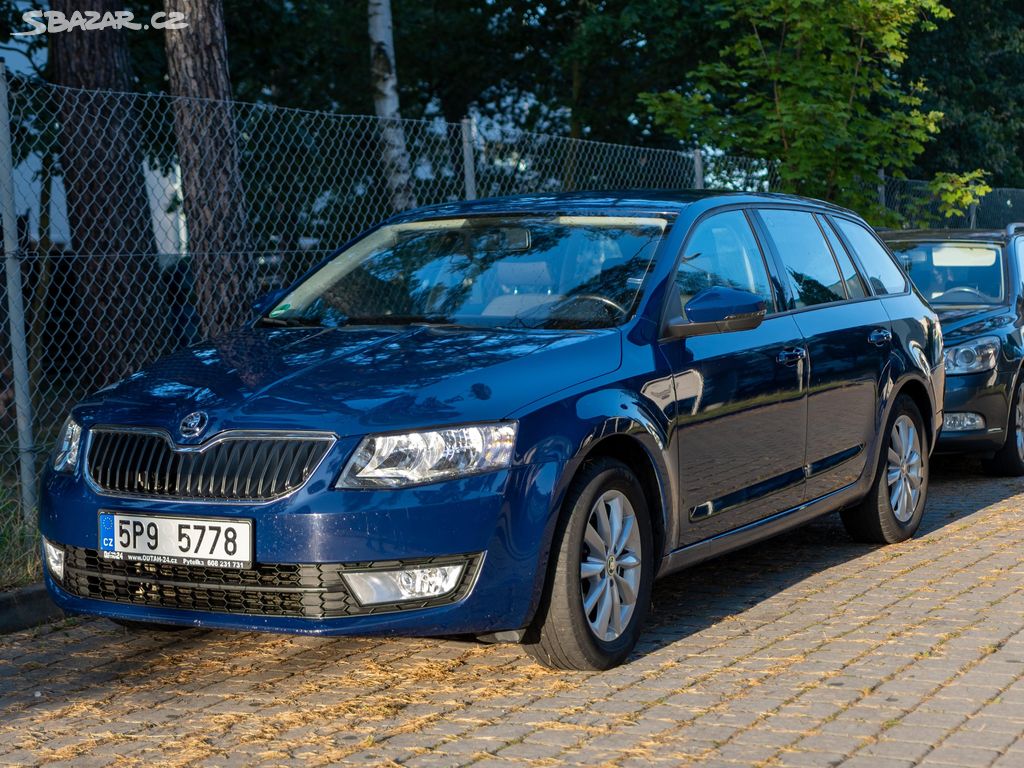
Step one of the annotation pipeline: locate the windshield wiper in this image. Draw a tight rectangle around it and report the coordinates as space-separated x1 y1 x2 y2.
496 315 534 330
347 314 456 326
255 316 329 328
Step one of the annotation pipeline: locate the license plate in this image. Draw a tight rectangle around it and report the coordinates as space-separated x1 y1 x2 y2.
98 512 253 569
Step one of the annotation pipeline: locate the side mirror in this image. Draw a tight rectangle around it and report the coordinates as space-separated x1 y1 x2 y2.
252 287 289 317
666 286 766 339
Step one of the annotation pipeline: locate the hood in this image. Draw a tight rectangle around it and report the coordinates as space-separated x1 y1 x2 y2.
76 325 622 439
935 305 1017 346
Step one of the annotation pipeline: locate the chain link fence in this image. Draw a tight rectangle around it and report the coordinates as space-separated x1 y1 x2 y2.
0 69 781 583
6 70 1023 588
881 177 1024 231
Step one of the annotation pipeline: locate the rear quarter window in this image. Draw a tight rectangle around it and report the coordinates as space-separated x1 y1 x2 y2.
832 217 908 295
816 214 868 299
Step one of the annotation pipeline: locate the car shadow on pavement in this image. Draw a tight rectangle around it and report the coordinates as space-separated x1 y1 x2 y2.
633 455 1021 660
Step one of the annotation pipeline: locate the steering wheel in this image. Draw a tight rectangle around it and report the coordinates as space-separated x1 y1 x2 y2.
936 286 988 301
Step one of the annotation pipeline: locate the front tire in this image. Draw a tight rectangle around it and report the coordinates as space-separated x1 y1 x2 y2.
524 458 654 671
841 394 929 544
982 376 1024 476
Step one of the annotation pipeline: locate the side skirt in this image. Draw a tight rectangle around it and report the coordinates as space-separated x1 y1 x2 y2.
656 480 864 578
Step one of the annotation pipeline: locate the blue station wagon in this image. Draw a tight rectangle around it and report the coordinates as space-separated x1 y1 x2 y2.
41 192 944 670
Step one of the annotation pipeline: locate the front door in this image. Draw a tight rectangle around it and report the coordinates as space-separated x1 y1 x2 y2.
663 210 809 546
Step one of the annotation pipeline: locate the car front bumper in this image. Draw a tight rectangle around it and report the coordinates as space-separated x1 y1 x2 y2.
40 461 564 637
936 367 1016 454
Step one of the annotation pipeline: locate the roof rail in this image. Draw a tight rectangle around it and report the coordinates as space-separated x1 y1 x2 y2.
1007 222 1024 236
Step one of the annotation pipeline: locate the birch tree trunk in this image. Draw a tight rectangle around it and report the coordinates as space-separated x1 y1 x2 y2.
164 0 254 339
50 0 159 384
368 0 417 212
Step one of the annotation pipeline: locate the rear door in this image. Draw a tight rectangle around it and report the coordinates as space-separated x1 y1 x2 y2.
753 208 892 500
663 209 808 546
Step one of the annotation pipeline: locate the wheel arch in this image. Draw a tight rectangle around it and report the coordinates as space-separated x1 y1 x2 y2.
894 376 936 452
855 372 937 502
1001 360 1024 434
573 431 669 560
519 413 674 632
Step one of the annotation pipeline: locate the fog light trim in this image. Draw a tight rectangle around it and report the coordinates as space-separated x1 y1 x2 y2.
943 412 986 432
43 538 64 581
343 563 465 606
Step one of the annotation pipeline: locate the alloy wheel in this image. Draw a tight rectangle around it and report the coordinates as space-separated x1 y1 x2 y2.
887 414 924 523
580 490 642 642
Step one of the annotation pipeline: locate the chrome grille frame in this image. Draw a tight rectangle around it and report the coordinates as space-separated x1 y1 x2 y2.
84 426 337 504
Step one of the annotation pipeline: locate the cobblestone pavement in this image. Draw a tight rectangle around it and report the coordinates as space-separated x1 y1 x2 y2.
4 460 1024 767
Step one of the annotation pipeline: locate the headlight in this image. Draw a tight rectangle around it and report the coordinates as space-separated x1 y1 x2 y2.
944 336 1000 375
52 417 82 472
337 423 517 489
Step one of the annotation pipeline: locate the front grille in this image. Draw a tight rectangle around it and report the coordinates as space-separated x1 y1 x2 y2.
86 429 334 501
61 546 482 619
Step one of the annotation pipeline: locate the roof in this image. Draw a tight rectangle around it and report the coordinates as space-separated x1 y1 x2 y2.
880 228 1009 244
387 189 857 223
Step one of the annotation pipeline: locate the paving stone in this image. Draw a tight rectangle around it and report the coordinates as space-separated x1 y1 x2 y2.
3 470 1024 765
922 743 1003 766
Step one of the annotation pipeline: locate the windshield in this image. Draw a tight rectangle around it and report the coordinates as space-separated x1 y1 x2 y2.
264 216 668 330
888 241 1006 306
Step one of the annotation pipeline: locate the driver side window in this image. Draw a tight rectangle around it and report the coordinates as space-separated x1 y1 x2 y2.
677 210 776 312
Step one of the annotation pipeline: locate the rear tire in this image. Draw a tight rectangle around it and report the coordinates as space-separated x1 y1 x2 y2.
841 394 929 544
982 376 1024 477
524 458 654 671
111 618 191 632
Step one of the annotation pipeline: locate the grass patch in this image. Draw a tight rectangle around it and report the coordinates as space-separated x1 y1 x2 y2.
0 483 40 590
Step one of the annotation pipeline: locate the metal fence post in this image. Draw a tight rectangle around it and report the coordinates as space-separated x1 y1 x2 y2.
0 61 38 524
877 168 886 208
461 117 477 200
692 148 704 189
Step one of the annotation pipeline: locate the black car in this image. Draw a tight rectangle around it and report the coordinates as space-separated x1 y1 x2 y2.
883 226 1024 475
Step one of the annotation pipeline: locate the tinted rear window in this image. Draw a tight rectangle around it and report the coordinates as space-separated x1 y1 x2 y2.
833 217 908 295
817 215 868 299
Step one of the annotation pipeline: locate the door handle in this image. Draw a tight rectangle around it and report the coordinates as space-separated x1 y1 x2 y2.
869 328 892 346
776 347 807 366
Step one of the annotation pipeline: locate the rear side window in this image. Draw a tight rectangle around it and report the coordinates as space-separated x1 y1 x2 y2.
816 215 868 299
676 210 776 312
758 209 845 309
833 217 908 294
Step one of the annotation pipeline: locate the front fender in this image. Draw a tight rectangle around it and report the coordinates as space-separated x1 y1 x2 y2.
511 386 675 628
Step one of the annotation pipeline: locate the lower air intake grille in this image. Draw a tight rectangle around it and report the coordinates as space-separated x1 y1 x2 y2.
61 547 481 619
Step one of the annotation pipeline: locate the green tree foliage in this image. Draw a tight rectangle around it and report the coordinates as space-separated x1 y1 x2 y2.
3 0 720 144
904 0 1024 187
508 0 723 143
557 0 724 143
219 0 723 144
929 169 992 219
640 0 950 212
